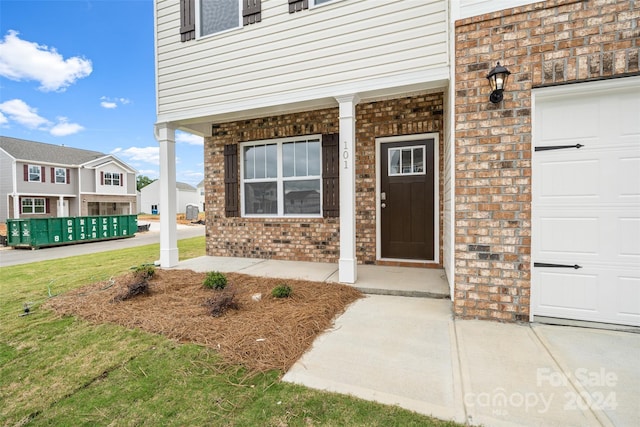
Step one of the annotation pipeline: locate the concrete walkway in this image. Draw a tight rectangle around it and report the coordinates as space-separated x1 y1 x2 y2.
172 256 640 427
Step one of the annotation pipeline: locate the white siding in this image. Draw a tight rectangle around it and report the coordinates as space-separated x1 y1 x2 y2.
458 0 538 19
140 180 200 214
156 0 448 121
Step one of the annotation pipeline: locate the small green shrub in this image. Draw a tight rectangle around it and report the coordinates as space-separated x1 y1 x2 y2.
132 264 155 280
271 284 292 298
204 271 227 290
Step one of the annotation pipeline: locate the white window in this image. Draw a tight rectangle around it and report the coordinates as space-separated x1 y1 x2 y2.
55 168 66 184
241 137 322 217
22 198 45 214
200 0 241 37
388 146 426 176
28 165 41 182
104 172 121 186
311 0 340 7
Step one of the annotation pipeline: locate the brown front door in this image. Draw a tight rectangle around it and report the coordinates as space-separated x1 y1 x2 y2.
380 139 435 260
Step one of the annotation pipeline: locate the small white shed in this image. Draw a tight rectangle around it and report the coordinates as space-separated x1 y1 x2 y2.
139 180 199 214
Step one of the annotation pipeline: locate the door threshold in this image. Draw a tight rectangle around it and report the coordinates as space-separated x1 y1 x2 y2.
376 258 440 268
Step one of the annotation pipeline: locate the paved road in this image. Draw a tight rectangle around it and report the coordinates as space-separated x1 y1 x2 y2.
0 222 205 268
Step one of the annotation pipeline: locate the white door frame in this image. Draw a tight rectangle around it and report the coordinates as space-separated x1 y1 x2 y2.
375 133 440 264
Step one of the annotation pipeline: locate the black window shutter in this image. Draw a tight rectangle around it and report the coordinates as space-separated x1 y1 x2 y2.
41 166 46 182
66 169 70 184
289 0 309 13
224 144 239 217
180 0 195 42
101 171 104 185
322 133 339 218
120 173 124 186
46 198 51 214
51 168 55 183
23 165 28 181
243 0 261 25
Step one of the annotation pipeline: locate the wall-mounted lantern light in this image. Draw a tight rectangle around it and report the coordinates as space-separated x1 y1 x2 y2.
486 62 511 104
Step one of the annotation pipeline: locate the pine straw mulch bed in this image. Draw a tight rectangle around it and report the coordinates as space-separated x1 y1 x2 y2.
44 269 362 373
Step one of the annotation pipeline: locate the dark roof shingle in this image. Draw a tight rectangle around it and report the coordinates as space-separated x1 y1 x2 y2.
0 136 106 165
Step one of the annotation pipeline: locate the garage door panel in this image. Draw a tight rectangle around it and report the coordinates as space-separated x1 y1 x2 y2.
538 271 598 311
619 157 640 197
618 218 640 257
540 159 599 198
617 277 640 317
532 77 640 327
539 217 599 256
540 98 599 141
619 94 640 136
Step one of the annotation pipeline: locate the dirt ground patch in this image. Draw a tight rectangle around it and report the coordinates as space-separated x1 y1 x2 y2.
45 269 362 372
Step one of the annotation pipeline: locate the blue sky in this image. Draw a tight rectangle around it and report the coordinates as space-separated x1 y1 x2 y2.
0 0 204 187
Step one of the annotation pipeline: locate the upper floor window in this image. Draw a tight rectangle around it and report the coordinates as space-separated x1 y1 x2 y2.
28 165 41 182
200 0 241 36
55 168 67 184
106 172 120 186
181 0 261 41
241 137 321 217
102 172 122 186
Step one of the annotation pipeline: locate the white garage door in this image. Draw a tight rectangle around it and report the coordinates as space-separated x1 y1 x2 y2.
532 77 640 327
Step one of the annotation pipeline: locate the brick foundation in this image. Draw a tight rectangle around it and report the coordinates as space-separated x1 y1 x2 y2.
454 0 640 321
204 92 445 264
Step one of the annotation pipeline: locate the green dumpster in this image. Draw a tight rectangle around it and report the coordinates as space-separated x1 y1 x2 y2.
5 215 137 249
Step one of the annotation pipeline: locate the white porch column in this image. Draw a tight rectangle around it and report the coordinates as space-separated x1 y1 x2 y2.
336 94 360 283
57 196 64 217
155 123 179 267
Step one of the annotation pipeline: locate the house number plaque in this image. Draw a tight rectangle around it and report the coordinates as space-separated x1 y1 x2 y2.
343 140 349 169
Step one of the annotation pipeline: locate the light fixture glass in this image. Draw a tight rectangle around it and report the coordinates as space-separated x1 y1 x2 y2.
486 62 511 103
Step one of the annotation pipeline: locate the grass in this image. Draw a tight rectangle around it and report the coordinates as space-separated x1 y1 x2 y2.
0 236 461 426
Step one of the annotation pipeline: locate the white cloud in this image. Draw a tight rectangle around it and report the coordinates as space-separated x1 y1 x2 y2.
117 146 160 165
0 111 8 125
100 96 131 109
0 30 92 92
176 131 203 146
0 98 84 136
0 98 50 129
49 117 84 136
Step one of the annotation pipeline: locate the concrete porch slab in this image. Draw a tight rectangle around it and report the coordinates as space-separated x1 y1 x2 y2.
169 255 266 273
170 256 449 298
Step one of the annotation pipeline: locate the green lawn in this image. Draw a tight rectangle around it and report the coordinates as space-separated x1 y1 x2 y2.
0 237 461 426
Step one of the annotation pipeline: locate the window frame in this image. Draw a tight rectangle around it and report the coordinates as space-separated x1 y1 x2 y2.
28 165 41 182
54 167 67 184
21 197 46 214
388 145 427 177
197 0 243 39
103 172 121 186
240 135 323 218
310 0 343 8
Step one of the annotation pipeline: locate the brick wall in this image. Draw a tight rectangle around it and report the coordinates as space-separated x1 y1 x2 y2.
204 92 444 264
454 0 640 321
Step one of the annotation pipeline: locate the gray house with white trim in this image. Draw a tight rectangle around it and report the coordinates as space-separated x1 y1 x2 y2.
0 136 137 222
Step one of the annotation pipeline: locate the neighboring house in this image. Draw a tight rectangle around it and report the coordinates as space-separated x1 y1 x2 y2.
139 180 199 214
0 136 137 222
196 179 205 211
153 0 639 327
